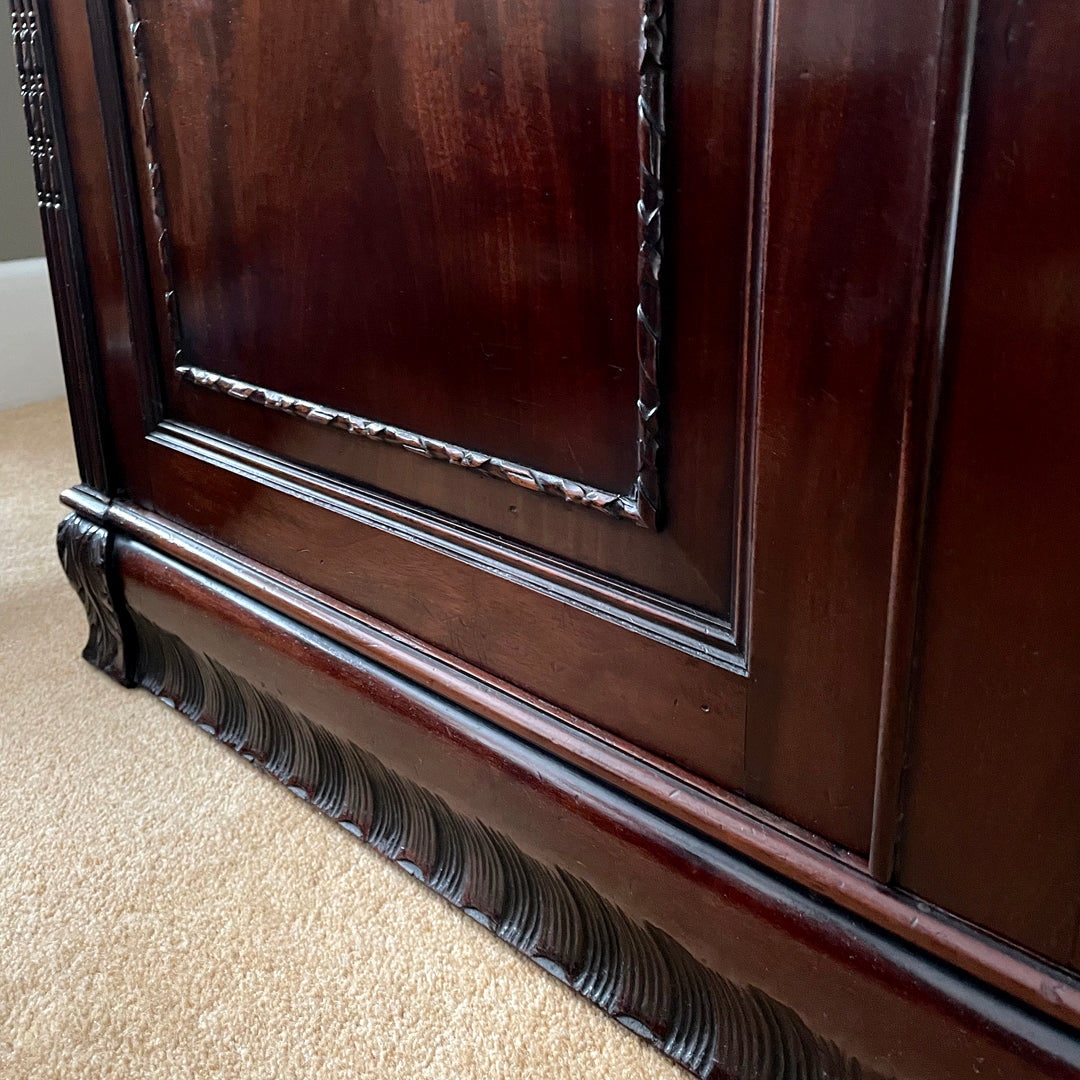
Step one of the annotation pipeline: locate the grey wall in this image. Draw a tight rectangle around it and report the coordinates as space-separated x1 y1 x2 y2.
2 43 45 262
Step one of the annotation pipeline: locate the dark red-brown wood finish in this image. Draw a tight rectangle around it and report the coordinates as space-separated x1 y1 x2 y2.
76 0 948 849
16 0 1080 1072
897 0 1080 969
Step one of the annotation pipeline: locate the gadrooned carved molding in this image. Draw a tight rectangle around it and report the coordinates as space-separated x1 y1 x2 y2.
57 513 126 681
126 608 884 1080
122 1 665 528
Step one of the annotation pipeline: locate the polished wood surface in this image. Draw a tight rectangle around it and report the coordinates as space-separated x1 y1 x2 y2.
110 529 1080 1079
22 0 1080 1069
70 0 977 854
744 0 949 848
147 0 643 492
898 0 1080 967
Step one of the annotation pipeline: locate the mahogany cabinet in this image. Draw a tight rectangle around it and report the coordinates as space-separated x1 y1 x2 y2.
15 0 1080 1072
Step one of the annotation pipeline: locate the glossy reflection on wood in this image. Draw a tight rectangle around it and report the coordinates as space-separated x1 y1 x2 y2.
115 0 760 621
898 0 1080 967
25 0 1080 1069
139 0 643 490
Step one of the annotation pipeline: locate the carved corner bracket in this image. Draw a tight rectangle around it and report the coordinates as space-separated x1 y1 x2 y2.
117 0 667 528
57 511 129 683
124 608 882 1080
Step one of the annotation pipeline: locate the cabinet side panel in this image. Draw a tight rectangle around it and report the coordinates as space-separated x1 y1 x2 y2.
899 0 1080 967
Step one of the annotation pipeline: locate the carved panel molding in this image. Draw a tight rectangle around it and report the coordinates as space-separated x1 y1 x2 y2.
123 606 882 1080
124 1 182 365
174 366 654 522
119 0 667 527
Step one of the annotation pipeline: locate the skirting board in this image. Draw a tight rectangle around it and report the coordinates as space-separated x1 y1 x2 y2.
0 257 64 409
57 489 1080 1080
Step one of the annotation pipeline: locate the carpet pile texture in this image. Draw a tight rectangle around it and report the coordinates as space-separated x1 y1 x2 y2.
0 398 682 1079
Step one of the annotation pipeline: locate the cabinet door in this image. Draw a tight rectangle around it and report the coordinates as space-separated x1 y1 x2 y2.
56 0 951 858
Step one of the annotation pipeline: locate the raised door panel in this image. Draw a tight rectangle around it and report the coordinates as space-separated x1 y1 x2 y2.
114 0 758 627
149 0 646 501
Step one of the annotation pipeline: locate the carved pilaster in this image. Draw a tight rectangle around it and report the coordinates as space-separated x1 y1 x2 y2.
57 513 128 683
10 0 59 209
10 0 113 491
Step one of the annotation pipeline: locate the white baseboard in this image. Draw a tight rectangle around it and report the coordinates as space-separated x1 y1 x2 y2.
0 257 65 410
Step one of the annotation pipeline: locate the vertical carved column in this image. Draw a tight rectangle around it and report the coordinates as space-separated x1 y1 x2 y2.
57 513 128 683
9 0 113 492
10 0 60 210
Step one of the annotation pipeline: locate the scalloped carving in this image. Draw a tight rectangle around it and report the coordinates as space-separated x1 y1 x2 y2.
126 609 885 1080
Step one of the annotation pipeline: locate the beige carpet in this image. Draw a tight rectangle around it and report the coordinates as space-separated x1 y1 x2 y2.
0 398 682 1079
